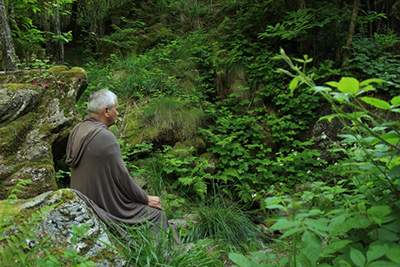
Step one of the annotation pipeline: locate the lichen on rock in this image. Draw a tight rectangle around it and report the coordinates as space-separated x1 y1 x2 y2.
2 189 126 266
0 66 88 200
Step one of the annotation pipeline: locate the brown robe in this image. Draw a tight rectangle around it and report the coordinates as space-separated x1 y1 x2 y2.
66 117 178 242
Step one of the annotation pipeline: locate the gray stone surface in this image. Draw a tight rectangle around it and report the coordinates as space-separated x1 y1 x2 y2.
0 67 88 199
17 189 127 266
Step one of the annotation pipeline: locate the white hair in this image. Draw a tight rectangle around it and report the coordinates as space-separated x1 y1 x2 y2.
87 89 117 114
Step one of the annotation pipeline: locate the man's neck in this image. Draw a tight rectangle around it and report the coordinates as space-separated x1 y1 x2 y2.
89 113 108 126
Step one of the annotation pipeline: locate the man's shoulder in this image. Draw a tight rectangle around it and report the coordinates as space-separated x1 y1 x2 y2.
93 128 117 142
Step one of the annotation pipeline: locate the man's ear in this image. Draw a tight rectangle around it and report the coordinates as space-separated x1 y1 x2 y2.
103 107 109 118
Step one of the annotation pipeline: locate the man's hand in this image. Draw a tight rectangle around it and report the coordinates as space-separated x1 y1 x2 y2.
148 196 163 210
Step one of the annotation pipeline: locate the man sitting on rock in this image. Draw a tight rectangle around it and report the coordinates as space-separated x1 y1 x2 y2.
65 89 178 243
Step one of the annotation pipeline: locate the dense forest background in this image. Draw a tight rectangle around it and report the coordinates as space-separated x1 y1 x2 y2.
1 0 400 266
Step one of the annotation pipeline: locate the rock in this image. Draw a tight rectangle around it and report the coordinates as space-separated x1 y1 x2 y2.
0 66 87 199
2 189 126 266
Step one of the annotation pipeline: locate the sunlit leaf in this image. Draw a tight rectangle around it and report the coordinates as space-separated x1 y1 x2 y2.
337 77 359 94
289 77 300 95
360 97 391 110
391 96 400 106
360 78 385 87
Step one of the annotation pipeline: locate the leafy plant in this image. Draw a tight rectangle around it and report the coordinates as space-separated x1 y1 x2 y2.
236 48 400 267
186 196 265 252
162 146 210 199
109 222 222 267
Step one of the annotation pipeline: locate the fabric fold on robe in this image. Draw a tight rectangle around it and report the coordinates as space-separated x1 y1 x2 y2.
66 117 178 243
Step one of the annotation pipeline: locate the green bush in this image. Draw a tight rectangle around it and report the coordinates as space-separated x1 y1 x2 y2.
230 49 400 267
186 197 265 252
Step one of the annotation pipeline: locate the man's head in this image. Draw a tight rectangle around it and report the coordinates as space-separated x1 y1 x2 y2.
87 89 119 127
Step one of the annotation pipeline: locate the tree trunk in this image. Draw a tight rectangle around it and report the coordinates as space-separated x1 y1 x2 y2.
45 0 64 65
342 0 361 67
0 0 18 71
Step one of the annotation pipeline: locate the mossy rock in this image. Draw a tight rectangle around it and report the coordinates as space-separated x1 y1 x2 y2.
0 189 126 266
0 67 88 200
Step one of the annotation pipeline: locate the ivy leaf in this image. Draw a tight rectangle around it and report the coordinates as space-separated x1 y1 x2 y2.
337 77 359 94
360 97 391 110
350 247 366 267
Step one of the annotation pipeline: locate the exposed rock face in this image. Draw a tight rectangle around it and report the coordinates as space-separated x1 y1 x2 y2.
2 189 126 265
0 66 87 199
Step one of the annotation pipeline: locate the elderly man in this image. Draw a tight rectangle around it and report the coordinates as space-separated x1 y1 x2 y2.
66 89 178 243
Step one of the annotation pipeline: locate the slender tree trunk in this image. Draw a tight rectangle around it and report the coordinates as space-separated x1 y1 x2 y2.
52 0 64 65
44 0 64 65
0 0 18 71
342 0 361 67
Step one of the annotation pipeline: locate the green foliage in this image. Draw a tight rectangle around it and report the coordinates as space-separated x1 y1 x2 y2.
259 8 330 41
201 94 323 202
345 34 400 96
238 49 400 267
110 222 222 266
100 18 146 54
186 196 265 252
229 251 280 267
162 146 210 200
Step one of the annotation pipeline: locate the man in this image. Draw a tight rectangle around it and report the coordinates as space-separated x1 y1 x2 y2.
66 89 178 243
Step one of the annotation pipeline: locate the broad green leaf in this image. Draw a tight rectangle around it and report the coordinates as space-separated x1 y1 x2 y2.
328 214 347 237
366 242 389 263
386 245 400 263
370 132 400 146
367 260 400 267
269 218 299 231
302 231 321 265
322 240 352 256
289 77 300 95
350 247 366 267
388 165 400 179
360 78 385 87
280 226 304 239
390 96 400 106
326 81 339 88
367 206 391 221
337 77 359 94
360 97 391 110
305 218 329 236
370 228 400 242
229 253 252 266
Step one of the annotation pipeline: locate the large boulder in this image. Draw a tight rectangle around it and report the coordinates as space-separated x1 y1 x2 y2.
0 66 87 199
0 189 126 265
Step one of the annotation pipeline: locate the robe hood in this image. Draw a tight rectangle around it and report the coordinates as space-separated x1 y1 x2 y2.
65 117 108 167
